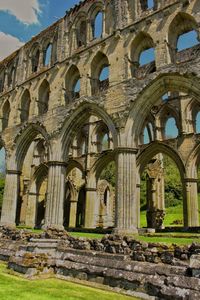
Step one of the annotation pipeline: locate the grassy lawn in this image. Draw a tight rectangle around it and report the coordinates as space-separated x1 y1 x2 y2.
140 204 184 228
0 263 138 300
136 235 200 245
69 232 104 239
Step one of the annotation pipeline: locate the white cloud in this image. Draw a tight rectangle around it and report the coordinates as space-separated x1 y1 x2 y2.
0 0 41 25
0 32 24 60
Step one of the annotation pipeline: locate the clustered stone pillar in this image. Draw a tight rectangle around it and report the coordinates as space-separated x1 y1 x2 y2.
114 148 138 234
146 156 165 229
184 178 199 227
84 187 98 228
0 170 20 227
25 192 38 228
69 198 78 228
44 161 67 229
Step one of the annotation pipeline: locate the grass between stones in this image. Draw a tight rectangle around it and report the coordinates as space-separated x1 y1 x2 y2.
16 227 200 245
0 263 138 300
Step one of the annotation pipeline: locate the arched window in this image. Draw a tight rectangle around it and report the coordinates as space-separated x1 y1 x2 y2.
99 66 109 92
93 11 103 39
44 44 52 66
2 100 10 130
32 48 40 73
196 111 200 133
177 30 199 52
73 78 80 98
7 66 15 88
77 20 87 47
65 65 81 103
140 0 155 11
102 133 109 151
130 32 156 78
165 117 178 139
139 47 155 66
38 80 50 115
147 0 154 9
20 90 31 123
142 122 154 144
168 13 199 63
91 52 109 95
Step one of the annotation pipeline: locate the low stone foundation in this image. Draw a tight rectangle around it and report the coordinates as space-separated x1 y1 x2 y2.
1 226 200 299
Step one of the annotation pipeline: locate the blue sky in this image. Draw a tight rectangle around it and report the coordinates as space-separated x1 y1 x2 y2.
0 0 81 60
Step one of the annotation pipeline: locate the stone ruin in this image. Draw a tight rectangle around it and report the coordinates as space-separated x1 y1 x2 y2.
0 0 200 233
0 226 200 299
0 0 200 298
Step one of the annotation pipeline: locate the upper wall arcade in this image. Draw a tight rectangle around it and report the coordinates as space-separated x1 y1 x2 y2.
1 0 200 233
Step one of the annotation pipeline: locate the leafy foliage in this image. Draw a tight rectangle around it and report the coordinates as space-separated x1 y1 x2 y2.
100 161 116 187
140 155 182 209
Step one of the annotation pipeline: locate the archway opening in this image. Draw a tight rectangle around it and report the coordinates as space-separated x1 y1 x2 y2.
32 48 40 73
76 185 86 228
20 90 31 123
177 30 199 52
91 52 109 95
65 65 81 103
98 161 116 228
140 153 183 229
44 44 52 66
165 117 179 139
16 136 48 226
93 11 103 39
35 175 47 228
139 47 155 66
64 167 85 228
2 100 10 130
38 80 50 115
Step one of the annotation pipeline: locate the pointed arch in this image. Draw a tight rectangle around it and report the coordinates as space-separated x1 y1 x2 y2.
20 89 31 123
38 79 50 115
168 12 199 63
130 31 156 78
125 73 200 147
12 123 50 171
59 102 118 160
137 142 186 179
65 64 81 103
91 51 110 94
2 100 10 130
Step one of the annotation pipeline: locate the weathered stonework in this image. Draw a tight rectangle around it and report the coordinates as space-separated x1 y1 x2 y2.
1 227 200 299
0 0 200 233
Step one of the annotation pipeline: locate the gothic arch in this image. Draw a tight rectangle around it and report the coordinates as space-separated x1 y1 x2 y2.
125 73 200 147
60 102 118 159
137 142 186 179
90 150 116 184
168 12 199 62
12 123 50 171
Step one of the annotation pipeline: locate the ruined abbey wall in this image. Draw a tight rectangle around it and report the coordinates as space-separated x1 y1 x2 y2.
0 0 200 233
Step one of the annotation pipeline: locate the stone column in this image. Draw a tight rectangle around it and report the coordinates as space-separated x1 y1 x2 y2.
0 170 20 227
25 192 38 228
184 178 199 227
114 148 138 234
84 187 98 228
146 156 165 229
69 199 78 228
44 161 67 229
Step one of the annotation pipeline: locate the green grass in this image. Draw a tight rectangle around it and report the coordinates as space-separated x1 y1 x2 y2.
0 263 138 300
69 232 104 239
140 204 185 228
136 235 200 245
